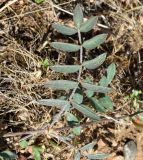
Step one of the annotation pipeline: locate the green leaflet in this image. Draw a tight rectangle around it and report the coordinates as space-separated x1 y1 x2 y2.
66 112 79 125
82 82 111 93
90 97 105 112
83 34 107 50
99 76 108 86
0 151 17 160
51 42 80 52
72 90 83 104
32 146 43 160
84 77 94 97
37 99 70 109
50 65 81 73
73 4 83 28
72 127 81 136
66 112 81 135
74 151 81 160
19 140 28 149
82 53 107 69
85 153 109 159
80 141 96 151
52 23 77 35
99 95 113 111
80 16 97 32
85 89 94 98
41 59 49 68
44 80 78 90
99 63 116 86
72 102 100 121
106 63 116 85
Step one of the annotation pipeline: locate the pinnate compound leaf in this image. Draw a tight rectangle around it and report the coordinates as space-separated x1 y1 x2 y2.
72 102 100 121
44 80 78 90
90 97 105 112
0 151 17 160
83 34 107 50
37 99 70 108
73 4 83 28
82 53 107 69
106 63 116 85
80 16 97 32
50 65 81 73
82 82 111 93
52 23 77 35
51 42 80 52
99 95 113 111
80 141 96 151
85 153 109 159
74 151 81 160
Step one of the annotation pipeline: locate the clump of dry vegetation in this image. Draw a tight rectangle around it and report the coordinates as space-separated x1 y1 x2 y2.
0 0 143 159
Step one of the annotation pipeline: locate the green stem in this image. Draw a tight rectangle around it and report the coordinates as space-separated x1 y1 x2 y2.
69 29 83 101
78 29 83 64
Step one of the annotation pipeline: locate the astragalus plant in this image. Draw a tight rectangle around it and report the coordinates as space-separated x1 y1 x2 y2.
37 4 116 159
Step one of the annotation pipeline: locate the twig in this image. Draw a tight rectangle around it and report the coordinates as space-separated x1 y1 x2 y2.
3 121 99 137
0 7 51 22
3 114 133 138
0 0 108 30
126 6 143 13
138 51 143 63
0 0 18 13
48 0 73 16
49 133 74 148
3 129 46 137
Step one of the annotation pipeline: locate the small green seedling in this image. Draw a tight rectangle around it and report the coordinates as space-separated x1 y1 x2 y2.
41 58 49 69
125 89 142 108
34 0 44 4
19 140 44 160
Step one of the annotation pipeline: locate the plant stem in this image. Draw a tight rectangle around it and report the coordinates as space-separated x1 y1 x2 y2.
49 105 67 128
69 29 83 101
78 29 82 45
3 115 131 138
78 29 83 64
80 46 83 64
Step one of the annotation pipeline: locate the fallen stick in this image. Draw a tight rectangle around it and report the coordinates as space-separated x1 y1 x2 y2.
0 0 18 13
